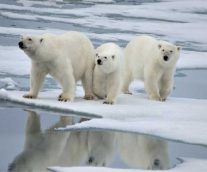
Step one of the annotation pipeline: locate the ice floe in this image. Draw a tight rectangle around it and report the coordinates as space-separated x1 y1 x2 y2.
48 158 207 172
0 89 207 146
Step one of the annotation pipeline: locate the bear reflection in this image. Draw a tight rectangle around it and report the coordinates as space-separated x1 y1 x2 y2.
58 130 115 167
9 111 116 172
116 132 170 170
8 110 72 172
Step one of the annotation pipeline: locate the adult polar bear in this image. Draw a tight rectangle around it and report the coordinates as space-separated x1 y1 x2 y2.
18 31 95 101
123 35 180 101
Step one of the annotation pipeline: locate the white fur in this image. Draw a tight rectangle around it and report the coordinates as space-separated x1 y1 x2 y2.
93 43 123 104
19 32 95 101
123 35 180 101
116 133 170 170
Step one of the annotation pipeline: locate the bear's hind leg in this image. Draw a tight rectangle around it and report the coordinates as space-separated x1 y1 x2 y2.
82 67 95 100
122 72 132 95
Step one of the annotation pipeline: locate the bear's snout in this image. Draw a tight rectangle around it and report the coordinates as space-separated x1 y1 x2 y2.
97 59 102 65
18 41 24 49
163 55 169 61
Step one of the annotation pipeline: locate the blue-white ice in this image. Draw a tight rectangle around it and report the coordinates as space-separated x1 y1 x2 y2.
0 0 207 171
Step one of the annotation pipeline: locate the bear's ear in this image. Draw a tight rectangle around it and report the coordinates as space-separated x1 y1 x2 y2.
158 44 162 49
40 38 43 43
112 55 115 59
177 46 181 51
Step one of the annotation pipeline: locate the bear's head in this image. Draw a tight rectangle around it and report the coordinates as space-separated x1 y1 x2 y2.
95 52 119 74
18 35 43 56
157 41 181 66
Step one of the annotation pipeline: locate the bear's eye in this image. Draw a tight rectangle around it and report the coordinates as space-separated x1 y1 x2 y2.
162 49 165 52
104 56 107 59
28 38 32 41
170 50 173 53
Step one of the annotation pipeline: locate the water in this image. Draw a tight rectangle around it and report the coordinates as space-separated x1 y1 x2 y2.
0 105 207 172
0 0 207 171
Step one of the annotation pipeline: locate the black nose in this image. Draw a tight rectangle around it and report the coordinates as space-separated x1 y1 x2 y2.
163 55 168 61
18 41 24 49
97 59 102 65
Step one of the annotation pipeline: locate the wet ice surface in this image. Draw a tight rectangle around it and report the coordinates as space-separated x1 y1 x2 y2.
0 0 207 171
0 106 207 172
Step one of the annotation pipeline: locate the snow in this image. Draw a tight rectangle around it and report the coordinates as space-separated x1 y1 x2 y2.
0 89 207 146
48 158 207 172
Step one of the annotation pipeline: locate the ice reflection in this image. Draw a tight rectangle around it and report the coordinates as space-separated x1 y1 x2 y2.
9 110 170 171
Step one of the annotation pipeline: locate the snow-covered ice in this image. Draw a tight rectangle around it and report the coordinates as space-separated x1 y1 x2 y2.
48 158 207 172
0 89 207 146
1 0 207 47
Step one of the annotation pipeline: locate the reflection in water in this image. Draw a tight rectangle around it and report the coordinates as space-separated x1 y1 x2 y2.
117 133 170 170
9 110 170 171
8 110 72 172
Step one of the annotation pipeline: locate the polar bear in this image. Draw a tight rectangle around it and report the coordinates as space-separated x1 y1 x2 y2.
93 43 123 104
123 35 181 101
116 132 170 170
18 31 95 101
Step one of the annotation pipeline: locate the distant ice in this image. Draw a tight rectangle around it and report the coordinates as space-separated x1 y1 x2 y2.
0 77 18 90
17 0 62 7
48 158 207 172
1 0 207 46
0 46 30 75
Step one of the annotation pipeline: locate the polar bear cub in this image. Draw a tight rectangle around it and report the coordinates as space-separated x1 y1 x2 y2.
123 35 181 101
93 43 123 104
18 31 95 102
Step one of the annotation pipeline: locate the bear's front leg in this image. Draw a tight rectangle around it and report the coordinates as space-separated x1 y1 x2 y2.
159 72 174 101
104 76 121 105
57 69 75 102
23 63 46 99
144 68 161 101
